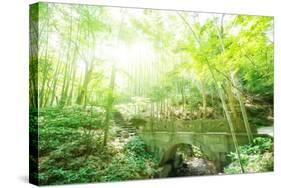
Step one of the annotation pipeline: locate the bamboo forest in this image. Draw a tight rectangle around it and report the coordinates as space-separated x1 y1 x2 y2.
29 2 274 185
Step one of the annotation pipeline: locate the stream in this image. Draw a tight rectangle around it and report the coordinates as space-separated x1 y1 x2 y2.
157 154 218 178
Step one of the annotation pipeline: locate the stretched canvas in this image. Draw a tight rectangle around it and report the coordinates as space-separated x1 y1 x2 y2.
29 2 274 186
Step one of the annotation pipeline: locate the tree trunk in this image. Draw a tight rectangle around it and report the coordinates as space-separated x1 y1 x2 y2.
59 7 73 107
200 78 207 118
231 74 253 142
218 86 245 173
49 58 62 106
103 63 116 147
39 4 49 107
226 80 240 130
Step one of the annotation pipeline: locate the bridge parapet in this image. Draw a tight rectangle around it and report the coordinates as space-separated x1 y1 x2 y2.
140 118 257 134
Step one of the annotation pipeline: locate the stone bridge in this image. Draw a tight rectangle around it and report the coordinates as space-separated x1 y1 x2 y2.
138 118 265 171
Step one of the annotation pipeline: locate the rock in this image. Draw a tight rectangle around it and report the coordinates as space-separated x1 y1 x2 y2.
173 154 183 169
121 131 129 138
186 157 217 175
158 164 172 178
129 132 136 137
257 126 274 137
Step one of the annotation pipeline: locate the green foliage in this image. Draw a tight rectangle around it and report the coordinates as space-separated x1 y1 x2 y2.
38 133 111 185
38 106 104 157
124 136 156 159
38 107 158 185
39 157 98 185
224 137 273 174
39 135 158 184
101 137 159 181
39 106 104 129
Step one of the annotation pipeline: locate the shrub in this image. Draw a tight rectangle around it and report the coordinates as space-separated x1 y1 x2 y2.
38 133 111 185
38 106 105 156
224 137 273 174
100 137 159 182
123 136 148 156
39 106 104 129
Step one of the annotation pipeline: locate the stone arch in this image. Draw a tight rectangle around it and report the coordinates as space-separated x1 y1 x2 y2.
159 140 217 166
158 140 226 176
